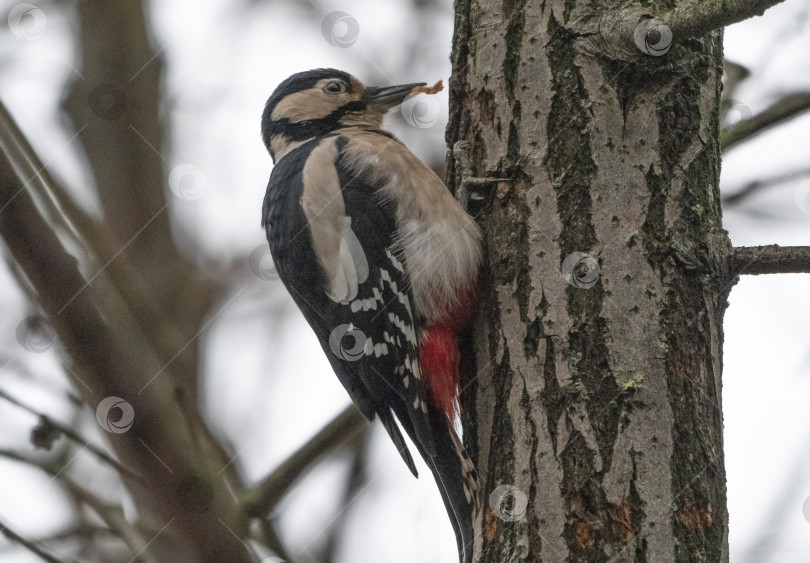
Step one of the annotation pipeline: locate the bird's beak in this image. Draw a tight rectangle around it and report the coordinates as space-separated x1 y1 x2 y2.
363 83 426 110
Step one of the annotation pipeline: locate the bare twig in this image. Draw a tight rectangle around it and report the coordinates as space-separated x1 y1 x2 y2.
722 167 810 206
243 405 366 516
0 525 116 555
59 478 152 560
320 428 369 563
722 60 751 105
0 388 140 480
585 0 786 59
0 102 82 245
255 519 293 563
721 93 810 151
730 245 810 276
0 519 61 563
0 449 151 559
662 0 786 41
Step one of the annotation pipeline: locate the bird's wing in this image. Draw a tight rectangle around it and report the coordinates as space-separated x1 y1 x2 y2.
263 134 436 475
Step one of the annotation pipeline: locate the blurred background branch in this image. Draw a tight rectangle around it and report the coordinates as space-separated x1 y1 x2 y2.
722 166 810 206
0 519 60 563
721 92 810 150
0 118 252 560
244 405 366 517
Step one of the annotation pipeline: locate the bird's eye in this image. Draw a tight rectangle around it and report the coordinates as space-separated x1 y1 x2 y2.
324 80 347 94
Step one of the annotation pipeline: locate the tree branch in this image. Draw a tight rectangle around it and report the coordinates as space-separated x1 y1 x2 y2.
721 93 810 150
0 123 251 561
243 405 366 516
730 245 810 276
0 448 151 559
320 428 369 563
0 102 83 246
0 520 61 563
64 0 188 293
722 167 810 206
64 0 220 425
0 388 140 480
663 0 786 40
58 477 152 560
0 525 116 555
0 99 214 402
254 519 293 563
721 59 751 124
585 0 786 59
722 60 751 105
1 97 238 498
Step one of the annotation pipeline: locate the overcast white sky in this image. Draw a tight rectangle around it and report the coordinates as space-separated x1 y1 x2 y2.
0 0 809 561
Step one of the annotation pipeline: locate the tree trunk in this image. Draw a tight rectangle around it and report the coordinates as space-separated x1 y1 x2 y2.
448 2 731 561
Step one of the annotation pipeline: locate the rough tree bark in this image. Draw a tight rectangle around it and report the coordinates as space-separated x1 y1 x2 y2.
445 1 783 561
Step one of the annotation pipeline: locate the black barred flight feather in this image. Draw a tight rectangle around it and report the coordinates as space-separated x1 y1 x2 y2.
262 135 436 465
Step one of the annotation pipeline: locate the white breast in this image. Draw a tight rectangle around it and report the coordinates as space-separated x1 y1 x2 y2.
342 131 482 323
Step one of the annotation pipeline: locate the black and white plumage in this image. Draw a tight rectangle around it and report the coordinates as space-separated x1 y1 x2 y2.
260 69 482 562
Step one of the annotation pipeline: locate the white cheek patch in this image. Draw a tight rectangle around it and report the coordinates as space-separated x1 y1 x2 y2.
271 80 354 123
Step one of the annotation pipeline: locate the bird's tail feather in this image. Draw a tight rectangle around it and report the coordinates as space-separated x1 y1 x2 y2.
393 403 479 563
378 409 419 478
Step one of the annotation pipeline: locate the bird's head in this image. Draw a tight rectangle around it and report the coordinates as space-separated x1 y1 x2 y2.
261 68 424 162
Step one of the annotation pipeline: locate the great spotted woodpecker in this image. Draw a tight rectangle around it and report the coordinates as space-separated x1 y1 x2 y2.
260 69 482 562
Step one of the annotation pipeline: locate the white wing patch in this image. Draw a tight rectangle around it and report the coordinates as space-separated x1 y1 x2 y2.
337 219 369 300
301 137 369 303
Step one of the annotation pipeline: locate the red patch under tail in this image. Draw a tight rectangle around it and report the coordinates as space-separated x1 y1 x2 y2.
418 284 478 421
420 324 461 420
